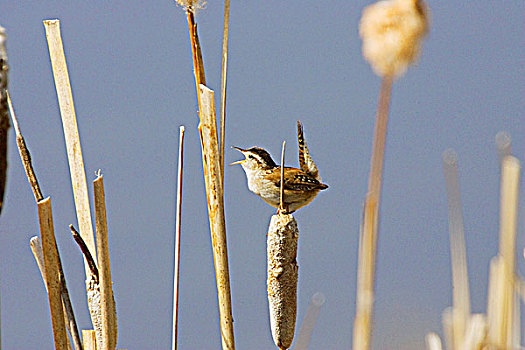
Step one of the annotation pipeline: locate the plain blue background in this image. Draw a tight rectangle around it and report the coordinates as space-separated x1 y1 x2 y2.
1 1 523 349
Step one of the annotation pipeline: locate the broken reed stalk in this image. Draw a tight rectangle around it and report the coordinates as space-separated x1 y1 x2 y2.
44 19 97 278
30 236 82 350
198 85 234 350
94 174 118 349
38 197 69 350
487 156 520 347
353 75 393 350
0 26 9 215
172 126 185 350
7 92 43 201
294 292 326 350
424 333 443 350
441 149 470 349
267 213 299 350
9 93 81 350
219 0 231 184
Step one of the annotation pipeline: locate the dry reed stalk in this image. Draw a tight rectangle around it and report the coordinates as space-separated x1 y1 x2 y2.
94 174 118 350
267 213 298 350
219 0 231 182
462 314 486 350
487 156 520 348
0 26 9 215
424 332 443 350
198 85 234 350
172 126 185 350
442 149 470 349
82 330 97 350
353 75 392 350
44 19 97 277
294 292 326 350
9 93 81 350
7 92 43 201
38 197 69 350
495 131 511 164
30 237 83 350
354 2 429 345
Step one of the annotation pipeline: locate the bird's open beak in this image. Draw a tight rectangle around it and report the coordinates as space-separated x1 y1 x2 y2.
230 146 245 165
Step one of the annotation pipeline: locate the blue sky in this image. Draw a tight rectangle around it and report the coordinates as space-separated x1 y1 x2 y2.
1 1 523 349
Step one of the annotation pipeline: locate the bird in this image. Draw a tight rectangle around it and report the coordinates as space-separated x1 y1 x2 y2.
231 138 328 214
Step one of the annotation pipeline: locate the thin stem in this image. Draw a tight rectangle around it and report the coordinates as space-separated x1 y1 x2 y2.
279 141 286 212
353 75 393 350
69 225 99 282
172 126 185 350
7 92 43 201
219 0 231 188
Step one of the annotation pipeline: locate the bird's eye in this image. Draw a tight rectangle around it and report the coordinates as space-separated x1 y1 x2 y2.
248 155 255 160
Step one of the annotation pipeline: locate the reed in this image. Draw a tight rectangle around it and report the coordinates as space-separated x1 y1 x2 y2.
354 1 429 348
38 197 69 350
43 19 97 276
172 126 185 350
9 92 81 350
294 292 326 350
94 174 118 349
442 149 470 349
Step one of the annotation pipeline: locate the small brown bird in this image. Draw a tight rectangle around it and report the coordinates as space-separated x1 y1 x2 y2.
231 144 328 213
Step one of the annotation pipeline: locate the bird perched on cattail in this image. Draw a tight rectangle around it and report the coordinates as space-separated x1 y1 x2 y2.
231 122 327 213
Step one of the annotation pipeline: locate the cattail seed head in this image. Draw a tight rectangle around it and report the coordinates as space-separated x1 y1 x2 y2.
359 0 429 78
175 0 206 11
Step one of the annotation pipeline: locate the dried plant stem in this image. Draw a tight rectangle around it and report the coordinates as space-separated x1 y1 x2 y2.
9 92 81 350
82 330 97 350
186 9 206 108
94 174 118 350
44 19 97 278
198 85 234 350
7 92 43 201
487 156 520 347
0 26 9 215
172 126 185 350
279 141 286 212
219 0 231 184
442 149 470 349
70 225 99 282
353 75 393 350
294 292 326 350
38 197 68 350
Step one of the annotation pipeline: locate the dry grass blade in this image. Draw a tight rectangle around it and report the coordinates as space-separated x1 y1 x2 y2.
294 292 326 350
442 149 470 349
0 25 9 215
44 19 96 277
38 197 69 350
82 330 97 350
94 174 118 349
219 0 231 185
198 84 234 350
172 126 185 350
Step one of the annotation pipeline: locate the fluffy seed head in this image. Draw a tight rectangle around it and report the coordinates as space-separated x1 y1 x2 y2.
359 0 430 78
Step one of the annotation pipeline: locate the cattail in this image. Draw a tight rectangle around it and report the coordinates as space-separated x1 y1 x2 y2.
267 213 299 349
359 0 429 78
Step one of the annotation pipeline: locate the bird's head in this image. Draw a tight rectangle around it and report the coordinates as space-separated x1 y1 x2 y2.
230 146 277 172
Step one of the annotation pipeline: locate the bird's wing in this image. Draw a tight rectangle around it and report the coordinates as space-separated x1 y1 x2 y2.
275 167 328 192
